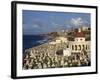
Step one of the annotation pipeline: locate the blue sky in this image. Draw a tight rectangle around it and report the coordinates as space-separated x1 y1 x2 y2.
23 10 90 35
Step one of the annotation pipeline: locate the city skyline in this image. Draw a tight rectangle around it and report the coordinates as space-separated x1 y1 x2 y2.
23 10 90 35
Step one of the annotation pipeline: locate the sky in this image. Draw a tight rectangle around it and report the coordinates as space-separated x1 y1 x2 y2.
23 10 90 35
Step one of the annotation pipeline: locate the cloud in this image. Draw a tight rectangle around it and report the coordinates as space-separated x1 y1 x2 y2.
32 24 39 28
70 17 84 27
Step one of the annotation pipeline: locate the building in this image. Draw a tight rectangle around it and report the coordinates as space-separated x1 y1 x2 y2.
49 37 68 45
80 26 90 31
66 28 91 54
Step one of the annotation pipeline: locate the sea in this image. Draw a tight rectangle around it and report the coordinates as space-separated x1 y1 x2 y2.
23 35 49 53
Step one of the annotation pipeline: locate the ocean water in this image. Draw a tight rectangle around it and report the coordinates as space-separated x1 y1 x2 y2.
23 35 48 53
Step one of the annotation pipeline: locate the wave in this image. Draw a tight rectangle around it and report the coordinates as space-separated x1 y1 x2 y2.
36 39 48 44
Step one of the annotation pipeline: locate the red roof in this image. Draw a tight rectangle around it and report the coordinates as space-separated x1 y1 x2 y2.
75 32 85 37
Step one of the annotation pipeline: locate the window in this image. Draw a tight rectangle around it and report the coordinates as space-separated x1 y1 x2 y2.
72 45 74 50
75 45 77 50
82 45 85 49
80 38 83 41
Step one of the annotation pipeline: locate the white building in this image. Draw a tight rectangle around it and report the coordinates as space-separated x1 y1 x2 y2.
80 26 90 31
49 37 68 45
56 37 68 43
67 28 91 54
